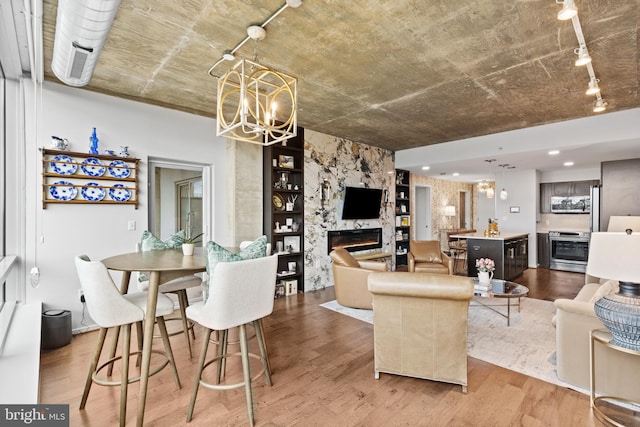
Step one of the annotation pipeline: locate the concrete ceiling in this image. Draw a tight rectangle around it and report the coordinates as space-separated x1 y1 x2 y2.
42 1 639 156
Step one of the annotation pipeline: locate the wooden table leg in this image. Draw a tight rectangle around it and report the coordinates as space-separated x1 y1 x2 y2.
136 271 159 427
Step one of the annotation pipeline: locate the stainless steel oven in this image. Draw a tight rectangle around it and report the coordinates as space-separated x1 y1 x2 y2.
549 231 590 273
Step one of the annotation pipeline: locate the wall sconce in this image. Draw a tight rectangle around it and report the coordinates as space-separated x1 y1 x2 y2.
383 189 390 206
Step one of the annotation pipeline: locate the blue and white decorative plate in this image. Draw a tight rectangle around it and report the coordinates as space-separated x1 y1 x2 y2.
81 157 106 177
50 155 77 175
107 160 131 178
49 181 77 201
109 184 131 202
81 182 106 201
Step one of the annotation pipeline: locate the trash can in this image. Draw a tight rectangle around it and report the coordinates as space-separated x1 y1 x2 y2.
41 309 72 350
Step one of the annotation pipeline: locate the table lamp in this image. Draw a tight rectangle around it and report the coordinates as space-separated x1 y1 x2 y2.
444 205 456 228
586 230 640 350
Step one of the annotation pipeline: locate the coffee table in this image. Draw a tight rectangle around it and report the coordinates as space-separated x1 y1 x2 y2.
470 278 529 326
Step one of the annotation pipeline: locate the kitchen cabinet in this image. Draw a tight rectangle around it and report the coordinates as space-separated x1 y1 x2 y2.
395 169 410 268
263 128 305 296
540 180 598 213
466 233 529 281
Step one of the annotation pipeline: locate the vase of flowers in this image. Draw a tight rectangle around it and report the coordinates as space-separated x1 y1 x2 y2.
476 258 495 284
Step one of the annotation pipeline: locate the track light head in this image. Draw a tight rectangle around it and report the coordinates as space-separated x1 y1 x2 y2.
586 78 600 95
593 98 607 113
574 45 591 66
557 0 578 20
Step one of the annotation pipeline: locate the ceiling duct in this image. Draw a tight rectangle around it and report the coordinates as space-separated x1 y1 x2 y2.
51 0 121 87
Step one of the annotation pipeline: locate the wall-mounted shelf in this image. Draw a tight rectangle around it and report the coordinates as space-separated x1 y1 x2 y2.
41 148 140 209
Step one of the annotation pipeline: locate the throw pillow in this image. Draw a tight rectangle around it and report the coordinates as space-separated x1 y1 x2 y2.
203 235 267 301
140 229 185 252
138 230 186 283
589 279 620 304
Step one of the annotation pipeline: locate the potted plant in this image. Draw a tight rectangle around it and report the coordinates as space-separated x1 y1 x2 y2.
180 232 204 256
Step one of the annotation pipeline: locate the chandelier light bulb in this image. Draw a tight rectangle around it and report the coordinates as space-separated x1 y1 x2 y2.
586 78 600 95
557 0 578 20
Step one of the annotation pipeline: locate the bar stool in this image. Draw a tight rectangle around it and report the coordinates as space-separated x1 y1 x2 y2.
186 254 278 426
75 255 181 426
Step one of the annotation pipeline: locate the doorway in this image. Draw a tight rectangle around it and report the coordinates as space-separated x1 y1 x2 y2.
458 190 471 229
148 159 212 246
414 185 432 240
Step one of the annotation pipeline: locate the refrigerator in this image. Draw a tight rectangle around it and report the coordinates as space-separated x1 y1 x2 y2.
590 184 600 232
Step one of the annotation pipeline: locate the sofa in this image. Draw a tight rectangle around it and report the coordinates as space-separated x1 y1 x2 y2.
329 248 388 309
407 240 453 274
368 271 474 392
554 274 640 401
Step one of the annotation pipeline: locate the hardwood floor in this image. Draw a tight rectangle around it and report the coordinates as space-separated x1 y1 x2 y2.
39 268 605 426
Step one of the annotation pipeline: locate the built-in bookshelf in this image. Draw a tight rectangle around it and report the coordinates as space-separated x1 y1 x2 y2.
395 169 410 268
263 128 305 297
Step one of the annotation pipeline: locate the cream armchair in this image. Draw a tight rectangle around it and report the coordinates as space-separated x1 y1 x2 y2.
408 240 453 274
329 248 388 309
554 274 640 401
368 271 474 392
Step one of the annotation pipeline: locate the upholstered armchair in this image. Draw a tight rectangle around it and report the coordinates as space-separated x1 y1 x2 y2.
408 240 453 274
329 248 388 309
368 271 474 392
554 274 640 401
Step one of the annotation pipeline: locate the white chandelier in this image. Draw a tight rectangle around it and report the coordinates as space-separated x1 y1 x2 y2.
209 1 302 146
216 57 297 145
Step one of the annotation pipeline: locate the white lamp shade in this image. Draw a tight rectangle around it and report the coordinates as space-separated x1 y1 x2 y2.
444 205 456 217
486 188 495 199
586 232 640 283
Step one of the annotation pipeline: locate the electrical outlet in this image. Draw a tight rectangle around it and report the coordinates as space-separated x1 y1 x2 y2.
78 289 85 303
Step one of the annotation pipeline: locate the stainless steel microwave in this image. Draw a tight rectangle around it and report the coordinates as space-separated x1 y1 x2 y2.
550 195 591 213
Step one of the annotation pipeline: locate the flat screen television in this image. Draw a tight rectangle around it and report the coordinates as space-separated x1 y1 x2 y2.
341 186 383 220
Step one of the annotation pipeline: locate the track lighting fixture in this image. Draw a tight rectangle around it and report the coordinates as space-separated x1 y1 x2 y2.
556 1 608 114
574 45 591 66
556 0 577 21
586 78 600 95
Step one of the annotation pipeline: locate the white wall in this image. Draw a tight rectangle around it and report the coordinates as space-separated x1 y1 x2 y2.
495 169 538 267
23 82 228 332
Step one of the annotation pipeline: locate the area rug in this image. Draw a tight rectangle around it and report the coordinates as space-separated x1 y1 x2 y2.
320 297 574 390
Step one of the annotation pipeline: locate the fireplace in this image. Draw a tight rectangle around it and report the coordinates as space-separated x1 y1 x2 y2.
327 228 383 254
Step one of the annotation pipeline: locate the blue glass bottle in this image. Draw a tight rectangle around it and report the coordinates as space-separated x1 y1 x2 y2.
89 128 99 154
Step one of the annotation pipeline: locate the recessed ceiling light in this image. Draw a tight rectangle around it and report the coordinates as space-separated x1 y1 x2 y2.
564 161 574 167
548 150 560 155
421 166 430 170
452 172 459 176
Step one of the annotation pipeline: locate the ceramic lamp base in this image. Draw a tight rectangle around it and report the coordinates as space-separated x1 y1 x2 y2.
594 283 640 351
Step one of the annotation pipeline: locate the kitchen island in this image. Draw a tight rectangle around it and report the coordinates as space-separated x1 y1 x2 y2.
451 232 529 280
